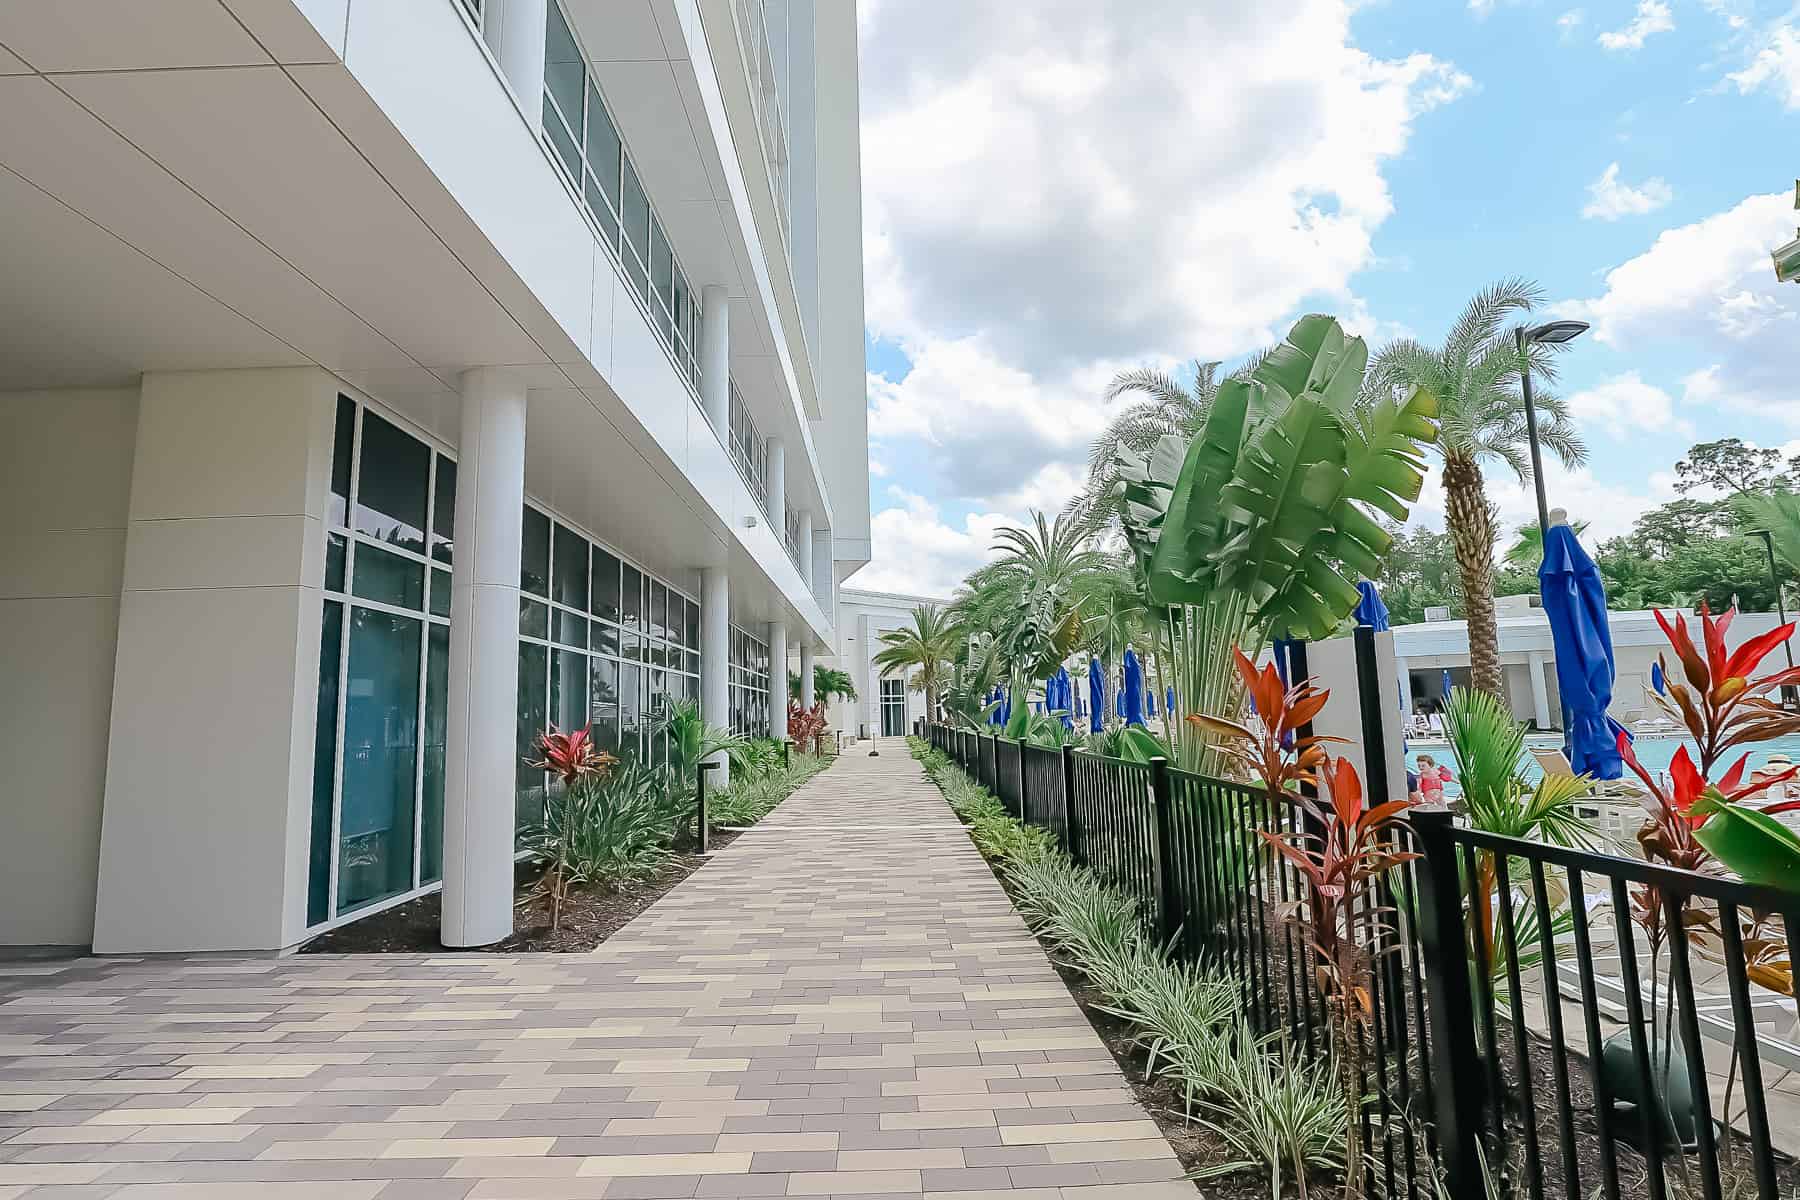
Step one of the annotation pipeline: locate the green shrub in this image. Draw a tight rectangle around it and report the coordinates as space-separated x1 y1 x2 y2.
1192 1022 1348 1198
532 759 676 893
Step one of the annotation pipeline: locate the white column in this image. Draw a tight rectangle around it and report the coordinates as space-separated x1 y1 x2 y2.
800 640 815 711
797 509 814 589
860 611 876 738
442 368 528 948
766 437 786 528
701 567 731 786
1528 652 1553 731
1397 656 1413 719
487 0 548 110
700 286 730 437
767 620 788 738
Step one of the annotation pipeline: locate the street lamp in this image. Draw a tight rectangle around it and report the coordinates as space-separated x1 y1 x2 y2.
1747 528 1798 707
1515 320 1591 544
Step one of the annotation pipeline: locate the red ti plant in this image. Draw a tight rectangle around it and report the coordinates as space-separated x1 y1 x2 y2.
530 725 617 930
1187 645 1343 800
1260 754 1419 1200
788 700 829 754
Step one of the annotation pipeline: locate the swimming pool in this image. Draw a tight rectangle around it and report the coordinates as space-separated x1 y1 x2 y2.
1404 732 1800 796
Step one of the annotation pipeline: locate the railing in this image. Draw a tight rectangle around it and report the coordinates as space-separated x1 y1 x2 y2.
925 723 1800 1200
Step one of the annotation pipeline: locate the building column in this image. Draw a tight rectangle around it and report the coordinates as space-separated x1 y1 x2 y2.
797 509 814 589
1396 656 1413 719
486 0 548 110
701 567 731 786
799 640 815 712
766 437 785 527
1527 652 1553 731
700 286 730 437
441 369 528 948
859 611 876 738
767 620 788 738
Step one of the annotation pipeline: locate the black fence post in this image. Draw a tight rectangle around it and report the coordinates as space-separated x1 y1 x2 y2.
1060 744 1081 863
1412 806 1482 1198
696 761 720 854
1016 742 1030 823
1148 756 1178 947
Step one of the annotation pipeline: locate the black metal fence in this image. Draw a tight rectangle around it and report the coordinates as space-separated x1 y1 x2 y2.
924 724 1800 1200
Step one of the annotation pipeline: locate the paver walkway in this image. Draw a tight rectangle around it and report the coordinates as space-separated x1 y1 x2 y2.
0 742 1191 1199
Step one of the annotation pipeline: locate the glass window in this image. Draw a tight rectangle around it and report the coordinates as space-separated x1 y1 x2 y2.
651 218 674 311
544 1 584 136
584 172 620 246
432 457 455 563
684 599 699 651
552 648 587 734
354 412 430 554
621 564 643 630
421 624 448 886
592 620 619 656
584 83 621 209
544 94 581 181
552 523 588 610
516 641 548 842
337 608 421 914
590 656 620 752
520 597 549 640
555 607 587 648
307 600 344 927
429 568 452 619
521 506 550 596
590 548 620 620
352 543 425 610
620 662 642 755
621 157 649 265
650 581 667 640
329 395 355 528
326 533 347 593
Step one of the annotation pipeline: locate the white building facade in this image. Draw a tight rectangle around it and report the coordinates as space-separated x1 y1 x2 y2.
0 0 868 953
1393 595 1799 730
829 588 949 740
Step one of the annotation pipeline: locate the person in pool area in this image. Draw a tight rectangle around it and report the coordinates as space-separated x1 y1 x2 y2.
1415 754 1453 801
1751 752 1795 800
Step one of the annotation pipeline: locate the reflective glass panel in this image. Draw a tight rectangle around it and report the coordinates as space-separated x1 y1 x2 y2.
326 533 347 593
354 412 429 554
307 600 343 926
552 648 587 735
552 523 587 610
516 642 548 842
621 564 642 630
590 549 620 620
421 623 448 885
337 608 421 913
429 568 452 619
544 2 584 137
329 395 355 529
351 543 424 611
520 597 549 640
521 507 550 596
584 83 621 208
432 457 455 563
590 656 620 752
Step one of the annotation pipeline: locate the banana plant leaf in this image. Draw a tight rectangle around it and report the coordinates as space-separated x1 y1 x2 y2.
1691 797 1800 892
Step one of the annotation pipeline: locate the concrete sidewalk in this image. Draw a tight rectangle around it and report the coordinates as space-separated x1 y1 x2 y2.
0 746 1191 1199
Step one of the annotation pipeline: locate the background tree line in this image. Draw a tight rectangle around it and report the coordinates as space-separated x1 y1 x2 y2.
1373 437 1799 624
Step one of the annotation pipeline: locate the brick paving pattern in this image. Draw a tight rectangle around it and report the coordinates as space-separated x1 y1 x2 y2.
0 741 1191 1198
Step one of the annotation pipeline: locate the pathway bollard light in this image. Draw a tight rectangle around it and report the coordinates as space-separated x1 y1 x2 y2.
696 761 720 854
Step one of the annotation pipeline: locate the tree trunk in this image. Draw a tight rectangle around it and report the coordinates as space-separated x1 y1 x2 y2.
1443 456 1505 699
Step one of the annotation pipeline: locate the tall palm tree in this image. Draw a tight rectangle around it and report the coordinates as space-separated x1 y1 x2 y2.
788 664 857 703
958 511 1106 693
1369 279 1586 696
872 606 960 719
1079 361 1222 533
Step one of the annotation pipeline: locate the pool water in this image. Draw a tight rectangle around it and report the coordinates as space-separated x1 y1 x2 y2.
1404 732 1800 797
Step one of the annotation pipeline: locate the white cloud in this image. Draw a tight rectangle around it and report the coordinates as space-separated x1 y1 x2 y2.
1564 371 1692 439
1727 23 1800 108
1581 162 1673 220
850 488 1012 599
857 0 1469 530
1557 191 1800 419
1598 0 1674 50
868 458 889 478
1558 9 1586 33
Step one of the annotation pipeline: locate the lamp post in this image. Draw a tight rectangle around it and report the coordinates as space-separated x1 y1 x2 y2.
1515 320 1590 545
1749 528 1797 708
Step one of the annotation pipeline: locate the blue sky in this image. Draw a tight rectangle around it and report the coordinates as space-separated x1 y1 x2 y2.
851 0 1800 597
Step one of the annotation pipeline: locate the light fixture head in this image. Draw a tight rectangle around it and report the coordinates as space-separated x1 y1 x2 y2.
1524 319 1590 345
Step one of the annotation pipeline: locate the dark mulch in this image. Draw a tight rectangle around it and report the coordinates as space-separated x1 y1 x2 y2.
301 828 745 955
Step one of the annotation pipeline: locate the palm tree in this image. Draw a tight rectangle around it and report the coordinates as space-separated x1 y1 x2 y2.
1079 362 1222 532
1502 518 1591 568
1369 279 1586 697
788 664 857 703
956 511 1105 697
872 606 960 719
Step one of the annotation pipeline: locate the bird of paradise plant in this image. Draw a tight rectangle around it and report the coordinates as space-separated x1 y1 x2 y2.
1257 754 1418 1200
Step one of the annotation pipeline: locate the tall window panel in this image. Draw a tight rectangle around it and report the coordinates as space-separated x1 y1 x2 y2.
540 0 701 394
309 396 455 929
515 503 702 841
729 625 772 738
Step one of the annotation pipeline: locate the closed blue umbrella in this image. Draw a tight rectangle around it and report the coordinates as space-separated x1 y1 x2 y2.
1166 685 1176 715
1123 648 1146 727
989 686 1004 727
1651 661 1665 695
1088 657 1105 734
1002 686 1012 725
1055 666 1075 730
1355 580 1391 631
1539 519 1627 780
1441 669 1454 702
1146 685 1157 717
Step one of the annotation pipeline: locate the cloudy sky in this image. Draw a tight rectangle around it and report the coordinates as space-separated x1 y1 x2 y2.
847 0 1800 598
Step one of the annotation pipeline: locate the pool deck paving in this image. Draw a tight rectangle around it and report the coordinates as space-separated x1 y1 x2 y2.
0 741 1191 1199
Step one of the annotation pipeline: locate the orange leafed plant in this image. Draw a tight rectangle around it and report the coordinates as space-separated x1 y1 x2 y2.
1651 603 1800 776
1187 646 1343 796
534 724 615 785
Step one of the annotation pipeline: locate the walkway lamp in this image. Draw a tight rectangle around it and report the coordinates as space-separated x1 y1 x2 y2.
1516 319 1590 544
